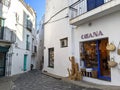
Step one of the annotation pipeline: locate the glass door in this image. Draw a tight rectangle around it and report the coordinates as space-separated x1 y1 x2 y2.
0 53 5 76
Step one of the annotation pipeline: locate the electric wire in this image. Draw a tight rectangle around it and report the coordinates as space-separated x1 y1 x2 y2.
44 6 69 25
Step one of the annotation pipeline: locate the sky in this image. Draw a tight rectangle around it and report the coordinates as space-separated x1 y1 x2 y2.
24 0 45 29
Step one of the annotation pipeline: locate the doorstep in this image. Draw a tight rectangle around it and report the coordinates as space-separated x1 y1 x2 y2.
62 77 120 90
42 71 120 90
42 71 62 80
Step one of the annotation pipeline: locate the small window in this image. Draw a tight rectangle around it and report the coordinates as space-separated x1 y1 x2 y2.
48 48 54 68
26 35 30 50
60 38 68 48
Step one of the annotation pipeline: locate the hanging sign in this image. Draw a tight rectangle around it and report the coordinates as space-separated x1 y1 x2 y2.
81 31 103 39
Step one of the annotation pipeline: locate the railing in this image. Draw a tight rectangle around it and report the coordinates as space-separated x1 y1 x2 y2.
0 27 16 43
26 20 33 32
0 0 10 7
69 0 112 19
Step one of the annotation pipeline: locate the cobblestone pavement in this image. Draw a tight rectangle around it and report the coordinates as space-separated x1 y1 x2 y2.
12 70 101 90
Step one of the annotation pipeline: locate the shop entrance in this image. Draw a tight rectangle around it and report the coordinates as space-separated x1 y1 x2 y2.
80 38 111 81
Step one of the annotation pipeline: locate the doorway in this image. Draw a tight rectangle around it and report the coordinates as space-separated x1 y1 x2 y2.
80 38 111 81
24 55 27 71
0 53 6 76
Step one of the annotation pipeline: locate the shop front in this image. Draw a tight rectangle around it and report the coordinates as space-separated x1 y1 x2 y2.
73 12 120 86
80 38 111 81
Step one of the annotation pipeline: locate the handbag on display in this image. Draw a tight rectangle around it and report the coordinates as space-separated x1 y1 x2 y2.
117 42 120 55
108 58 117 68
106 43 116 51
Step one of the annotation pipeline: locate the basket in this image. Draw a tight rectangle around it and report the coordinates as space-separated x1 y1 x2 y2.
92 70 98 78
108 58 117 67
106 43 116 51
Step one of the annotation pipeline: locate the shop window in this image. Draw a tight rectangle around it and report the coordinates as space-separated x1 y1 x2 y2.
48 48 54 68
80 38 111 81
60 38 68 48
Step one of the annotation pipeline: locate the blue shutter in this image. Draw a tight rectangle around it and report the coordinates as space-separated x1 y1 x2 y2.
95 0 104 7
87 0 96 11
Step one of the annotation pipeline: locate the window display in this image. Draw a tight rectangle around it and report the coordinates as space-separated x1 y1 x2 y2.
80 38 111 81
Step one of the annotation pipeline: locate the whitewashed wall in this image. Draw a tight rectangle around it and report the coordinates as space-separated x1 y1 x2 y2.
44 0 73 77
74 11 120 86
1 0 36 76
36 16 44 69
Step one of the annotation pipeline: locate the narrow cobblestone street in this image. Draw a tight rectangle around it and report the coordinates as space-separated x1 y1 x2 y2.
12 70 101 90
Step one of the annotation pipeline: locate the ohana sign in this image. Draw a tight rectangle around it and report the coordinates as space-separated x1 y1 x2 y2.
81 31 103 39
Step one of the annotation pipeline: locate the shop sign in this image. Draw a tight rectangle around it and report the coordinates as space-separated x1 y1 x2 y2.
81 31 103 39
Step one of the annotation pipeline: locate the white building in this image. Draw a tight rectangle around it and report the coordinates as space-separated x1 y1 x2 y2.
44 0 120 86
36 16 44 70
0 0 37 76
44 0 73 77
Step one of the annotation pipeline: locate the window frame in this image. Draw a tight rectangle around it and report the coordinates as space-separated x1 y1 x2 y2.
26 35 30 50
48 48 54 68
60 37 68 48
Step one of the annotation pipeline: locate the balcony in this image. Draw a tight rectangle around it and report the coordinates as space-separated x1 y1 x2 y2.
0 0 10 7
26 20 33 32
0 27 16 44
69 0 120 26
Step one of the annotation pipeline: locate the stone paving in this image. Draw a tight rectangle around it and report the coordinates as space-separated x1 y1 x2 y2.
12 70 101 90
